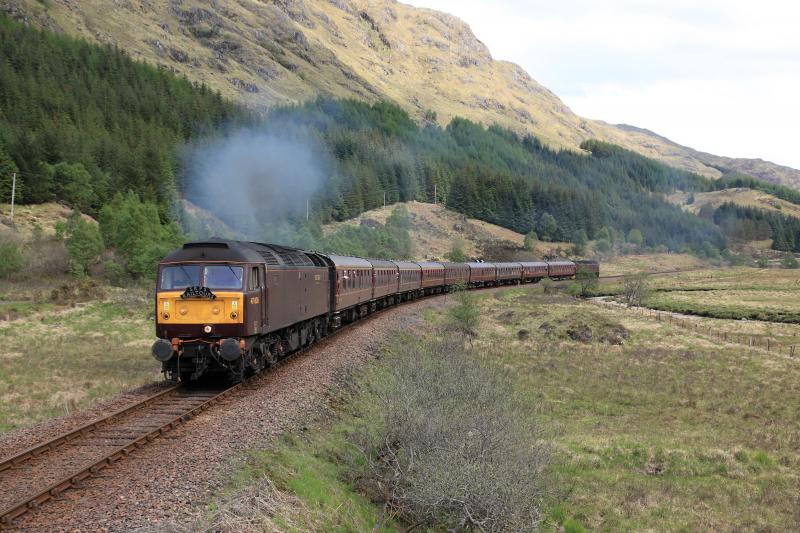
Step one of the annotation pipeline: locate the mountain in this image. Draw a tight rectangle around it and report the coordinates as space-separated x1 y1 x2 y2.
5 0 799 190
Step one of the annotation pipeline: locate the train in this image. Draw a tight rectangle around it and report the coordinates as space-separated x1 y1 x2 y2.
151 239 599 381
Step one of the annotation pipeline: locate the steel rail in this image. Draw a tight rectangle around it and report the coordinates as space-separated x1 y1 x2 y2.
0 386 234 528
0 385 180 475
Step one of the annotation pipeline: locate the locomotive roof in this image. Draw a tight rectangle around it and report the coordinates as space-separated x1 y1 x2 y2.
160 239 327 268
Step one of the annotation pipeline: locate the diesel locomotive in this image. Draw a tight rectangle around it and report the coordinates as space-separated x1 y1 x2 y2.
151 239 599 381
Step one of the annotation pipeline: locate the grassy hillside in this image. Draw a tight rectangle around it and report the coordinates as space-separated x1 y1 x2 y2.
5 0 800 190
322 200 574 260
669 189 800 219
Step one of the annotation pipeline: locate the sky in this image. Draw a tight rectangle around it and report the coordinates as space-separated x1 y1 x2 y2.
404 0 800 170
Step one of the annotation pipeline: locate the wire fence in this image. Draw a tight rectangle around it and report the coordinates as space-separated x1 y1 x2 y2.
592 300 798 358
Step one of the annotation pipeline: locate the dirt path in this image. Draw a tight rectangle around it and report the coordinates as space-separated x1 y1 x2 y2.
5 294 456 532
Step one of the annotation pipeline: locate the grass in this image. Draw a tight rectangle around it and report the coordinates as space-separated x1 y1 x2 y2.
0 286 160 432
645 289 800 323
193 414 397 532
475 286 800 531
600 253 710 277
600 267 800 324
198 282 799 531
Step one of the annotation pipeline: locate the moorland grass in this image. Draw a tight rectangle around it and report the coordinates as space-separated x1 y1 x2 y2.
599 267 800 324
0 288 159 431
480 287 800 531
208 284 799 530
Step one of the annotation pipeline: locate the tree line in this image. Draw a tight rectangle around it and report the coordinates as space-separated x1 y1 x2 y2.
4 13 800 276
714 202 800 252
0 14 249 218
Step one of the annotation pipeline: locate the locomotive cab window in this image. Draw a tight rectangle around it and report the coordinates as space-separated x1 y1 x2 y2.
160 265 244 290
247 266 261 290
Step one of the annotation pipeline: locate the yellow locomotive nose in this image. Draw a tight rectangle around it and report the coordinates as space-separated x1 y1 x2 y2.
156 292 244 325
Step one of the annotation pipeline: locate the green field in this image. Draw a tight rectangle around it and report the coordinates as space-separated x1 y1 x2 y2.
599 267 800 325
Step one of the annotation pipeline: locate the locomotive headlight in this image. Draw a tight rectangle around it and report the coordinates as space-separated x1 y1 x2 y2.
162 312 170 320
230 311 238 319
203 325 212 334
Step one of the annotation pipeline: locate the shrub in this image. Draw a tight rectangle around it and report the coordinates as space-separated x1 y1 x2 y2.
446 238 468 262
594 238 611 253
446 284 480 337
351 335 549 532
576 266 599 297
523 230 538 251
781 255 798 269
627 228 644 247
102 259 128 286
0 239 25 278
541 277 555 294
65 218 104 276
25 239 70 277
566 282 582 297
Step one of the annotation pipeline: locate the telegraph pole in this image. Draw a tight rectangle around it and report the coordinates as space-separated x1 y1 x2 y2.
383 191 386 209
306 198 309 221
434 183 437 205
10 172 16 224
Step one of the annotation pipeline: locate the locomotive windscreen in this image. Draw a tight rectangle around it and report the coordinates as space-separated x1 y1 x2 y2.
160 265 244 290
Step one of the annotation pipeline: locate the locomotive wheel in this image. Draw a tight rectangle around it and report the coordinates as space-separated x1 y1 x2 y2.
275 341 286 361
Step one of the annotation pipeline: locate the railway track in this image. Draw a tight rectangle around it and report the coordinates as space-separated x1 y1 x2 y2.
0 384 238 528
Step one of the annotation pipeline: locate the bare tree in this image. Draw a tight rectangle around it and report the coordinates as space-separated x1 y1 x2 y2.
621 273 649 307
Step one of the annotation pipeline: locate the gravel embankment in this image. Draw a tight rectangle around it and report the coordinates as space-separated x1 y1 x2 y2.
6 295 452 532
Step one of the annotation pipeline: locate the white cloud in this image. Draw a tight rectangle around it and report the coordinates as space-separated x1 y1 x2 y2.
403 0 800 169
